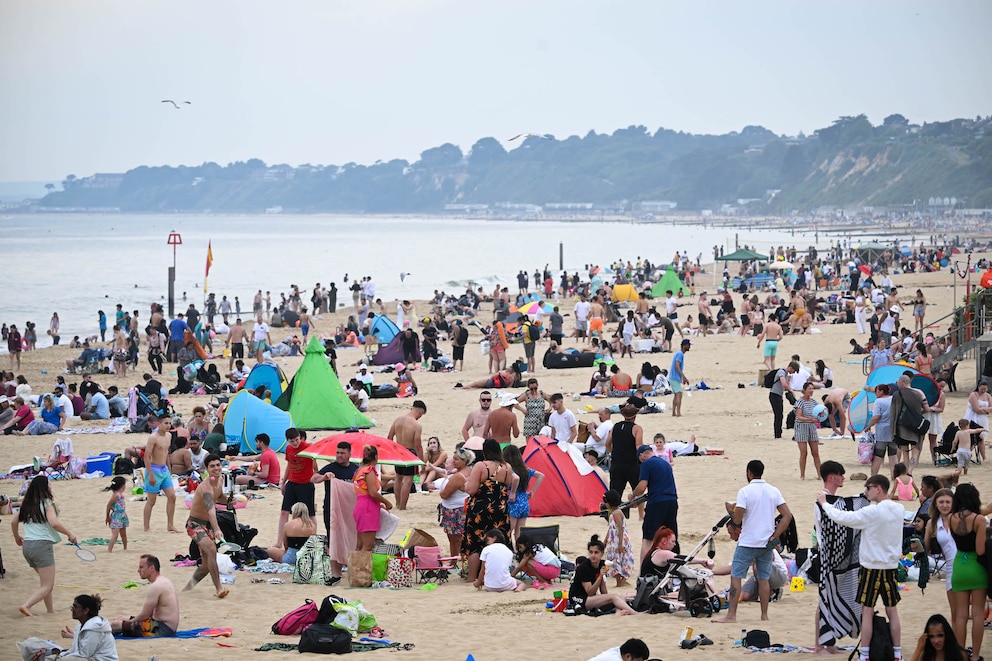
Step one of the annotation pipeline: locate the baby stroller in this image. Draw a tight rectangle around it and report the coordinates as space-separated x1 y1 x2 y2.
630 514 731 616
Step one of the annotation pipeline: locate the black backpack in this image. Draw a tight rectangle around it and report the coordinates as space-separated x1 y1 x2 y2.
315 594 347 625
112 456 133 475
528 323 541 341
763 369 780 388
848 613 893 661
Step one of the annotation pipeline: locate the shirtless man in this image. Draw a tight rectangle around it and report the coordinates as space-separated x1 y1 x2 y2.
588 295 606 342
299 308 312 339
821 388 851 438
461 392 492 440
696 292 712 336
111 324 128 378
755 317 784 371
143 412 179 532
183 453 230 598
387 400 426 511
483 397 520 445
226 318 247 371
111 554 180 638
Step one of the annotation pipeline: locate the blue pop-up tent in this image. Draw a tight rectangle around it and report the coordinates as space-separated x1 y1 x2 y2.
224 390 293 453
243 363 289 401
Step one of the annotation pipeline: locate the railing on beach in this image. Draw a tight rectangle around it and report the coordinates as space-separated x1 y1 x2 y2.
930 294 991 382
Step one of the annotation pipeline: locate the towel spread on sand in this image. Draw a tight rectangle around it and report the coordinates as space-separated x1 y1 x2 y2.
117 627 232 640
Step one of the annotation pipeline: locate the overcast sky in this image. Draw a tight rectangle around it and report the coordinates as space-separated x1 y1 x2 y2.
2 0 989 182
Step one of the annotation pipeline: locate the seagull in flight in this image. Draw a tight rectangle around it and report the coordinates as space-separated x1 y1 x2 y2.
400 272 411 282
508 133 550 141
161 100 192 109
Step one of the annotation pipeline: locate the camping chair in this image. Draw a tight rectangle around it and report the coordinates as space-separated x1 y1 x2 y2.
70 352 103 375
519 524 566 581
934 423 957 467
412 545 458 584
39 438 74 480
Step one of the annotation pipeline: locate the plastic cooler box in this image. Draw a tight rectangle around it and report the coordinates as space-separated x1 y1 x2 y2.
85 452 116 476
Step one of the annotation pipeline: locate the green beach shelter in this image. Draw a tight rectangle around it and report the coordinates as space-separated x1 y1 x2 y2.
651 266 687 298
274 336 374 430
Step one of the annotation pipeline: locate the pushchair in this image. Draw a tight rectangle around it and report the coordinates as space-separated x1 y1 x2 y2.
135 389 174 419
630 514 731 616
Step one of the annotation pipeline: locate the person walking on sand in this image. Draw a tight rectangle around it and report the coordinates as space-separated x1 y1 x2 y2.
816 475 905 661
387 400 426 511
104 476 130 553
7 323 22 369
756 317 784 371
143 413 179 533
110 554 180 638
713 459 792 624
252 314 271 363
182 454 230 599
670 339 690 417
11 475 79 616
226 318 247 371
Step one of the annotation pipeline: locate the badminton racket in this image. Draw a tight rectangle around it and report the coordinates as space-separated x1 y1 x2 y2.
73 543 97 562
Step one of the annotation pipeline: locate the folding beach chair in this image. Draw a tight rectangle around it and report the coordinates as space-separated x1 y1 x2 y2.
44 438 75 480
412 546 458 584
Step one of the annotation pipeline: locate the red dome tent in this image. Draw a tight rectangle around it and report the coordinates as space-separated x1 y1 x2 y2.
523 435 608 517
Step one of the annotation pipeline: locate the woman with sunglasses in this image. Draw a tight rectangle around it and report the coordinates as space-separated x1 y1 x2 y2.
516 378 550 438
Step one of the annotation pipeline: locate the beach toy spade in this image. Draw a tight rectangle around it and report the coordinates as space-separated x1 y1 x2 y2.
790 576 806 592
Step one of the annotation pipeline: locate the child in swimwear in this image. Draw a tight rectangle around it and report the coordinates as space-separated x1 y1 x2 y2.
104 476 129 552
889 462 919 501
951 419 986 475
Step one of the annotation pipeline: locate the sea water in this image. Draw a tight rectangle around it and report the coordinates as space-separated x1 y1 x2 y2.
3 213 892 342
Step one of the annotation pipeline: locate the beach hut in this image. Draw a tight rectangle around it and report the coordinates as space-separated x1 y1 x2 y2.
275 336 374 430
224 390 293 453
243 363 289 401
523 435 608 517
650 266 687 298
369 315 400 343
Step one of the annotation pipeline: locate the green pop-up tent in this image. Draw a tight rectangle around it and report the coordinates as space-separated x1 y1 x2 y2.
720 248 767 262
651 266 687 298
275 337 374 430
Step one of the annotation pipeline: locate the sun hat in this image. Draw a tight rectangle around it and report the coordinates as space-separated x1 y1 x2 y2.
889 306 900 314
394 362 406 372
0 395 8 405
359 365 368 371
500 395 517 408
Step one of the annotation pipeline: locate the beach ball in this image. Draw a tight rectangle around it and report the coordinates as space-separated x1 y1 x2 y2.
812 404 829 422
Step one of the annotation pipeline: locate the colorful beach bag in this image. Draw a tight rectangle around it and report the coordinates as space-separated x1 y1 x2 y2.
387 556 415 588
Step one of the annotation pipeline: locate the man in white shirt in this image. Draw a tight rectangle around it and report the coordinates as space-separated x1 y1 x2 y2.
547 393 577 446
54 386 75 418
584 408 613 457
713 459 792 624
251 315 271 363
573 294 591 342
356 364 373 390
816 474 905 661
664 290 678 320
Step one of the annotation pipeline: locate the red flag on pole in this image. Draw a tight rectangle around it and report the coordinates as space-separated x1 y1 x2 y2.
204 240 213 293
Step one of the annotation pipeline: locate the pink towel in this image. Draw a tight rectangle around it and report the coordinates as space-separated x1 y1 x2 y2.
328 478 357 566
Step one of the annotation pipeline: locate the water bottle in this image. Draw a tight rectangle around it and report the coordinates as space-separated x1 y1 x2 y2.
707 537 716 559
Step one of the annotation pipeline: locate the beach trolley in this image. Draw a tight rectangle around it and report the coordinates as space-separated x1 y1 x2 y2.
630 514 731 616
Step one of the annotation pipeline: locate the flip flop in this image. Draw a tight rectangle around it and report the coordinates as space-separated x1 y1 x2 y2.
699 635 714 646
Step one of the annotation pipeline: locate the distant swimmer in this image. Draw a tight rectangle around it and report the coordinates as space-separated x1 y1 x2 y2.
161 100 192 109
400 272 411 282
508 133 550 141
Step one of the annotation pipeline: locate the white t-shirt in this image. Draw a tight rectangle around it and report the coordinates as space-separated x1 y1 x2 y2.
532 544 559 567
734 479 785 548
57 394 75 417
480 543 516 591
665 296 677 315
252 322 270 341
354 388 369 411
574 301 590 322
587 420 613 456
549 409 577 444
788 368 811 391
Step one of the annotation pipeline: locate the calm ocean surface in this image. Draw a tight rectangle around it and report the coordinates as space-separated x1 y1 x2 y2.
4 214 892 344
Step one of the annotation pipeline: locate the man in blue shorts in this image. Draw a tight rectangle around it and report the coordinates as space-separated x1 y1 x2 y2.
670 339 690 417
713 459 792 624
632 443 678 559
143 413 179 532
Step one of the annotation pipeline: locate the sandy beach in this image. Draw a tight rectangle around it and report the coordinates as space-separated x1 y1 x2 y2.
2 254 991 661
